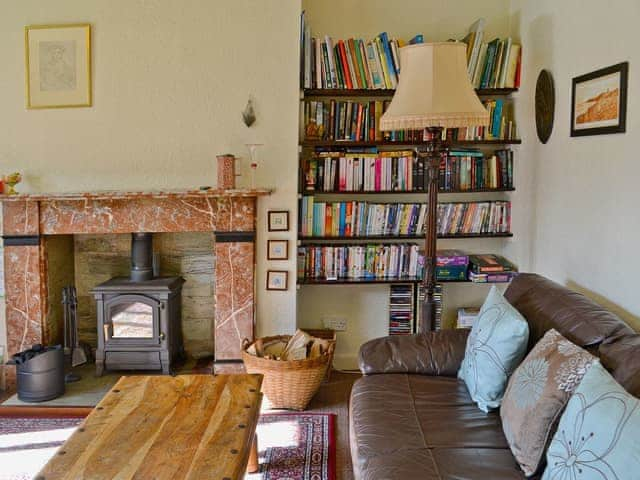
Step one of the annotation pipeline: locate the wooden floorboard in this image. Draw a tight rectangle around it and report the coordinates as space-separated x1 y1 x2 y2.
306 371 360 480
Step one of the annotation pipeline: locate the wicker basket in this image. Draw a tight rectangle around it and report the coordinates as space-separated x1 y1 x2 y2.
241 331 336 410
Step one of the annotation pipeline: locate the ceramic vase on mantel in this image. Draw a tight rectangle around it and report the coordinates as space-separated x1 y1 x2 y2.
216 154 238 190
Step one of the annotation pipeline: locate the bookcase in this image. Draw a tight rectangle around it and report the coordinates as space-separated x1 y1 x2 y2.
297 21 521 336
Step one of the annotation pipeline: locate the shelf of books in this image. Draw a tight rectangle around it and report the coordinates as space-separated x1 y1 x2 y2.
298 14 522 332
296 248 517 285
302 88 518 97
300 148 514 194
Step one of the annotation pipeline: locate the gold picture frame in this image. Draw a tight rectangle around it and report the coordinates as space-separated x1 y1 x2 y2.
25 23 92 109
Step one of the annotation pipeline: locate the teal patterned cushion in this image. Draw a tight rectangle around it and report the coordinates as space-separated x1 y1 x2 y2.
458 286 529 412
542 361 640 480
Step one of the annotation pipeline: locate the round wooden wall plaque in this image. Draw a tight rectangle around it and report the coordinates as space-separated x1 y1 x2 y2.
535 70 555 144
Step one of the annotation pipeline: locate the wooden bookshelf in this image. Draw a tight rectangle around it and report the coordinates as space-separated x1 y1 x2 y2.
299 233 513 241
300 187 515 196
300 139 521 147
302 87 518 97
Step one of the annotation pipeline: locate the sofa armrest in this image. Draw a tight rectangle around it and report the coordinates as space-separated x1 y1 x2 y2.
358 329 470 376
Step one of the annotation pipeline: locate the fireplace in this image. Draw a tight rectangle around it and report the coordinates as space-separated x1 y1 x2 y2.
93 233 184 375
0 190 269 391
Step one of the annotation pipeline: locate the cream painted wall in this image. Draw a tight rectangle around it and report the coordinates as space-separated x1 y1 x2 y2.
510 0 640 331
298 0 528 368
0 0 302 364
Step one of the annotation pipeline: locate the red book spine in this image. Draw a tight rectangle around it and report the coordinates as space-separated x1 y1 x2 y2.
338 41 353 89
355 104 363 141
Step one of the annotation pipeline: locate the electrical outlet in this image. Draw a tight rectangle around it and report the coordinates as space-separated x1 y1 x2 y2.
322 315 347 332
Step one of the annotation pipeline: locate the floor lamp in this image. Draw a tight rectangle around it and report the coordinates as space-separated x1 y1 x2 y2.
380 42 489 333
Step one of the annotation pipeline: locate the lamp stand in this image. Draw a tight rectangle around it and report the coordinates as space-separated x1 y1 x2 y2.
419 127 445 333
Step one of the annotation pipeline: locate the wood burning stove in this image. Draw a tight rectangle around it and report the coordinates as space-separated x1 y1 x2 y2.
93 233 184 375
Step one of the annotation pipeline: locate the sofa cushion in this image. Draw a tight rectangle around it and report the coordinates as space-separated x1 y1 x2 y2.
350 374 524 479
500 329 598 476
542 361 640 480
459 286 530 412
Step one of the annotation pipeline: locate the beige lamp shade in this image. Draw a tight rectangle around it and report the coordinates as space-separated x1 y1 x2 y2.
380 42 490 131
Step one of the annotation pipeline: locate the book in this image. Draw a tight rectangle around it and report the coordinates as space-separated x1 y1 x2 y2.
436 265 468 281
436 249 469 267
468 254 517 274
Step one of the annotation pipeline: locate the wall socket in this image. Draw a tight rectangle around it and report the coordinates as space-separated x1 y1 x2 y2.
322 315 347 332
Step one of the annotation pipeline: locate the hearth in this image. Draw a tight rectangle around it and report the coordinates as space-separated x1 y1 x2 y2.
93 233 184 375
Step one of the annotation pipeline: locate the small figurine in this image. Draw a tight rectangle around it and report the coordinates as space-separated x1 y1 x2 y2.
4 172 22 195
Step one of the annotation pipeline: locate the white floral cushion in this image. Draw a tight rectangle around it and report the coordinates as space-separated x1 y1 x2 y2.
458 286 529 412
542 361 640 480
500 329 598 476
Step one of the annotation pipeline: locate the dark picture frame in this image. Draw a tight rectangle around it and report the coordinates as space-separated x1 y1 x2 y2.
571 62 628 137
267 239 289 260
267 210 289 232
266 270 288 291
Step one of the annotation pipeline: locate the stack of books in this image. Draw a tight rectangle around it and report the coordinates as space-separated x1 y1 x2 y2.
435 249 469 281
416 284 443 331
300 13 424 90
303 151 421 192
444 99 516 141
468 254 518 282
389 284 415 335
299 198 428 237
298 244 424 281
437 201 511 236
300 199 512 237
304 100 387 141
463 19 522 89
457 307 480 328
441 149 514 191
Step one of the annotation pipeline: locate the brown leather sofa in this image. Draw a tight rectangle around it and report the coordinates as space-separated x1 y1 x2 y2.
350 273 640 479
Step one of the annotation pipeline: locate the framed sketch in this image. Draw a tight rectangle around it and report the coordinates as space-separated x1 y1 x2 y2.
267 240 289 260
25 24 92 109
266 270 288 291
268 210 289 232
571 62 628 137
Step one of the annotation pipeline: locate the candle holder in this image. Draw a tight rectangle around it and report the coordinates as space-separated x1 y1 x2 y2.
245 143 263 189
4 173 22 195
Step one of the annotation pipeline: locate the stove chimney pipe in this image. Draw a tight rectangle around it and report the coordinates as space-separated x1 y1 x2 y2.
131 233 154 282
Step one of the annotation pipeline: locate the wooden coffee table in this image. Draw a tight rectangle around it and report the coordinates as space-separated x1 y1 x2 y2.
36 374 263 480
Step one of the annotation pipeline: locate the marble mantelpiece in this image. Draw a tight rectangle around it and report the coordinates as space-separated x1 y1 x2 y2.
1 189 270 390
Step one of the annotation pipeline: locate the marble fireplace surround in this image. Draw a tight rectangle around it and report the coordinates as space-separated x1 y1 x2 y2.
0 189 270 390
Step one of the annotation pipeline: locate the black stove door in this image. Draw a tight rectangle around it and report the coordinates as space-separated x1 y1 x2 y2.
103 294 161 347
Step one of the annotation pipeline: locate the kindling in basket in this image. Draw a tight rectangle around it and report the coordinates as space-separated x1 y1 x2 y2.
241 329 336 411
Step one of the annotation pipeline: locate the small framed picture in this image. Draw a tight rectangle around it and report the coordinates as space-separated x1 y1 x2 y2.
266 270 288 291
25 24 92 109
571 62 628 137
267 239 289 260
268 210 289 232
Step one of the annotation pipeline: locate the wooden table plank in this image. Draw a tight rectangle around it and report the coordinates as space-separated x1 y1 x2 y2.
36 374 263 480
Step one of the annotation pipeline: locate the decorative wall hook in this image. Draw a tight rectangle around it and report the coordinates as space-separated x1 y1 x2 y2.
242 97 256 127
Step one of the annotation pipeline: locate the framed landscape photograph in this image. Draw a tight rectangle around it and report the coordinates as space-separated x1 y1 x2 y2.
571 62 628 136
268 210 289 232
267 239 289 260
266 270 288 291
25 24 92 109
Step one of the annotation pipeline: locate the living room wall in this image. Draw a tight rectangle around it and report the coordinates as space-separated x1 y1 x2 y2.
0 0 302 366
510 0 640 330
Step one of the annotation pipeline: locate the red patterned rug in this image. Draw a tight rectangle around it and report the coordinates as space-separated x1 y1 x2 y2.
0 412 336 480
251 413 336 480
